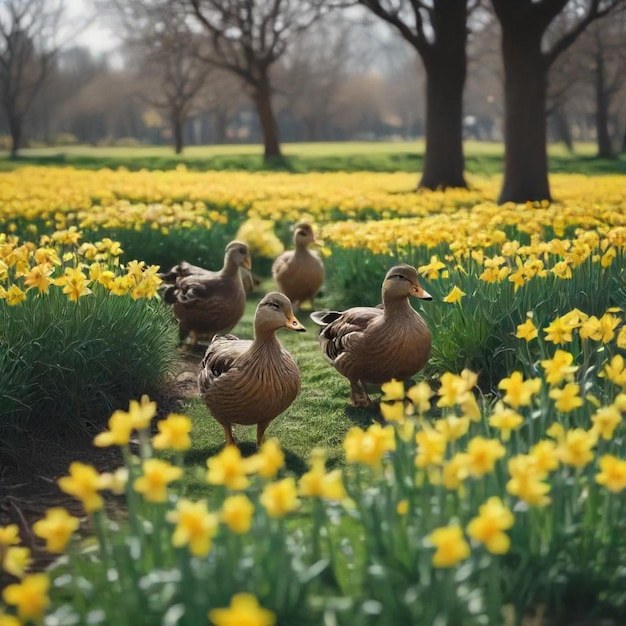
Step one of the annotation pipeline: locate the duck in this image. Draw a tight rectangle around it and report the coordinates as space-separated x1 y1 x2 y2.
310 264 432 407
160 256 258 295
162 241 252 345
198 292 306 447
271 222 325 310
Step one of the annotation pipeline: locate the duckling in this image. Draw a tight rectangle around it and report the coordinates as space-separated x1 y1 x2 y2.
272 222 324 310
163 241 251 345
198 292 306 447
310 264 432 407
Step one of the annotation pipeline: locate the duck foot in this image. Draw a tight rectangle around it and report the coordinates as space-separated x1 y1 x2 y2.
349 381 371 407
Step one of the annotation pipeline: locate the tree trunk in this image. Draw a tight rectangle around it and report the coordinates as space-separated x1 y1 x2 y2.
252 78 283 161
172 111 184 155
419 1 467 190
594 51 614 159
498 26 551 203
551 107 574 154
8 112 22 159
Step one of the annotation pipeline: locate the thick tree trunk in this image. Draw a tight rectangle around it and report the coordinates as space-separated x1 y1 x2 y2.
419 1 467 190
594 52 614 159
499 26 551 203
252 78 283 161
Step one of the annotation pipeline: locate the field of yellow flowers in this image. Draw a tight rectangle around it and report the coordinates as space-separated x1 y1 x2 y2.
1 165 625 625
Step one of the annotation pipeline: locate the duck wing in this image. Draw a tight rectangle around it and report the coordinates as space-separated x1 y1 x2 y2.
272 251 294 277
319 307 383 361
198 334 250 393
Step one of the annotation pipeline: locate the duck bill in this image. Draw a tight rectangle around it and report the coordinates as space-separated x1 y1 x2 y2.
411 285 433 300
242 257 252 271
286 316 306 332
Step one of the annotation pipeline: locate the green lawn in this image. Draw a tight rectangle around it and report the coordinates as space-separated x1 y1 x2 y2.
1 140 623 175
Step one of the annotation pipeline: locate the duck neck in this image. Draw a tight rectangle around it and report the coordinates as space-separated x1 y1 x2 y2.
250 328 281 355
382 295 413 318
294 240 311 256
223 256 242 279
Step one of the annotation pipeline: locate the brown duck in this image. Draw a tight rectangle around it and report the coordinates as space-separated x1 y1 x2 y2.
162 241 251 345
310 265 432 407
160 255 258 295
272 222 324 309
198 292 306 447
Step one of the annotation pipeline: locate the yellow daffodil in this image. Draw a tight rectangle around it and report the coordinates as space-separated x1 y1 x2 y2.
529 440 559 474
152 413 192 451
0 525 20 547
32 508 80 553
344 423 395 468
435 414 470 442
3 546 31 578
600 354 626 388
466 437 506 477
220 494 255 534
549 382 584 413
58 462 105 513
133 458 183 503
488 401 523 441
380 400 406 422
595 455 626 493
93 409 134 447
396 500 409 515
259 477 300 518
515 318 538 341
406 380 434 414
506 455 551 507
381 378 405 401
543 316 576 345
2 573 50 621
429 525 470 568
443 285 466 304
591 405 622 440
167 499 219 557
467 497 514 554
498 371 541 408
246 439 285 479
418 255 446 280
299 449 346 501
540 349 578 385
208 593 276 626
557 428 597 468
4 285 27 305
442 453 470 491
206 446 251 490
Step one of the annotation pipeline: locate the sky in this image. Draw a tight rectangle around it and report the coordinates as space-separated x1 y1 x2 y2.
64 0 121 55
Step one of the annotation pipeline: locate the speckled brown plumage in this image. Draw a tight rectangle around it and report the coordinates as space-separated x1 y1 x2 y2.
162 241 251 344
198 292 306 446
272 222 324 309
311 265 432 407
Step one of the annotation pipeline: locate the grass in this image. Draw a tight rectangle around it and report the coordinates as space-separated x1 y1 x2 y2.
1 140 624 175
173 283 385 498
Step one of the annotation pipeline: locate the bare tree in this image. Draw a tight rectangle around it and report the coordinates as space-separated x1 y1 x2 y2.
356 0 471 190
580 16 626 158
187 0 334 161
490 0 623 203
104 1 212 154
280 19 353 141
0 0 64 157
